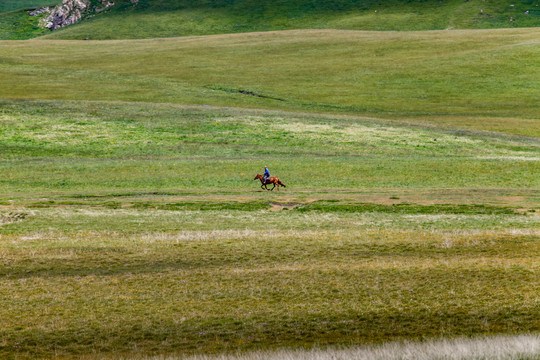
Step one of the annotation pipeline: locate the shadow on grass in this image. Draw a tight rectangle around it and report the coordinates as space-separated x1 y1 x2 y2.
2 311 538 359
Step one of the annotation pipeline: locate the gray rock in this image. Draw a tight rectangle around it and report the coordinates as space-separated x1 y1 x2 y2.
96 2 115 13
29 7 50 16
45 0 115 30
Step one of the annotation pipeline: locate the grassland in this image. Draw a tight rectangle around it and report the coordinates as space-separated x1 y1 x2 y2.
0 7 52 40
0 21 539 360
34 0 540 40
2 29 540 136
1 100 539 195
0 98 538 359
0 0 58 13
2 0 540 40
0 0 58 40
117 335 540 359
2 222 538 359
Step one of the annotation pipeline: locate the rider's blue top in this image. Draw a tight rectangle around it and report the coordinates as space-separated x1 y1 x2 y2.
264 168 270 177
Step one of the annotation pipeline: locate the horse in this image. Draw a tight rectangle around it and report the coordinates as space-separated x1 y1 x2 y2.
254 174 286 191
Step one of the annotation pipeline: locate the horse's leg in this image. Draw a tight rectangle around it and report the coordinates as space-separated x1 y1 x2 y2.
270 183 276 191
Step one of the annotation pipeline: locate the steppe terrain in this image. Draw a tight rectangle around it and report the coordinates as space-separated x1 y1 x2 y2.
0 2 538 358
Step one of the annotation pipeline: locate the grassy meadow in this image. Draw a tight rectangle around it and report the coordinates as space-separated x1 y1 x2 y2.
2 0 540 40
0 20 539 360
0 0 58 40
0 0 58 13
42 0 540 41
0 0 540 40
2 29 540 136
0 7 48 40
0 99 538 359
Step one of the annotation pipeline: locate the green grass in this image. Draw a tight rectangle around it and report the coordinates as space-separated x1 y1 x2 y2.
0 0 58 13
0 99 538 359
0 100 538 197
2 0 540 40
1 214 539 358
0 14 539 359
294 202 520 215
40 0 540 40
1 29 540 136
0 0 59 40
0 98 537 358
0 7 50 40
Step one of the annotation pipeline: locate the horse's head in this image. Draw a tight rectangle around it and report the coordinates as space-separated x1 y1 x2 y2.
254 174 262 180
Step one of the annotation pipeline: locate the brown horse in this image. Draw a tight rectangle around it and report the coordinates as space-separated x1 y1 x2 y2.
254 174 286 191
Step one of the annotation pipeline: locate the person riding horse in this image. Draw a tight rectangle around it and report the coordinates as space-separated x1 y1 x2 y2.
263 166 270 184
254 171 286 191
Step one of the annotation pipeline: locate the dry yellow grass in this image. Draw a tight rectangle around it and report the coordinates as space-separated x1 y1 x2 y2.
91 335 540 360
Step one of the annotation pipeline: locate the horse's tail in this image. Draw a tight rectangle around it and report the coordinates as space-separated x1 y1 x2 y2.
278 180 286 187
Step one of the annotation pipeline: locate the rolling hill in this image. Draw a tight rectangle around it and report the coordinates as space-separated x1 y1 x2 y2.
0 0 58 13
1 0 540 40
1 1 539 359
0 0 60 40
1 28 539 136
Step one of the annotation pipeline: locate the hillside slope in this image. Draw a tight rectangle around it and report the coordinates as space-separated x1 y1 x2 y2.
44 0 540 39
0 0 58 13
1 29 539 136
0 1 60 40
2 0 540 40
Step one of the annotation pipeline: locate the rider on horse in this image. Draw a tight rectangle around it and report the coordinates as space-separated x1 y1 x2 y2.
254 167 286 191
263 166 270 184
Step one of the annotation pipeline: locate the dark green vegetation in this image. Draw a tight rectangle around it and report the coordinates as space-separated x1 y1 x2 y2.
31 0 540 39
0 1 59 40
0 0 60 40
295 201 520 215
2 0 540 40
0 6 51 40
0 0 57 13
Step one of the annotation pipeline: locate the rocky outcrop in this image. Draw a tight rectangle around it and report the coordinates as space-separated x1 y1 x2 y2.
44 0 115 30
29 7 50 16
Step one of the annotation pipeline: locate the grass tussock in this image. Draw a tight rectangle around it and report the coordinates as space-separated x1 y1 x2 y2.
0 211 30 226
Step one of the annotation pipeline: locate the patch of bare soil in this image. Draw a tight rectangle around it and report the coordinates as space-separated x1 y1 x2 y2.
515 208 539 216
269 202 301 211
